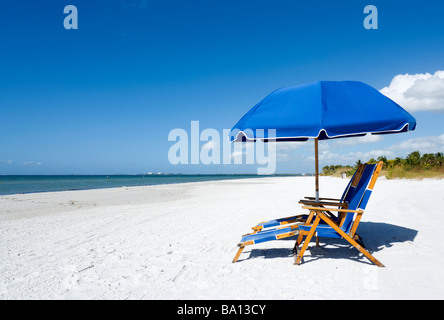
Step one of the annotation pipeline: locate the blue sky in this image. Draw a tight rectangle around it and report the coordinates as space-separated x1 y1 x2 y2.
1 0 443 174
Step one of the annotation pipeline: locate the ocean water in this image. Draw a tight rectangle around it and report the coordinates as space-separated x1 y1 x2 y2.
0 174 299 196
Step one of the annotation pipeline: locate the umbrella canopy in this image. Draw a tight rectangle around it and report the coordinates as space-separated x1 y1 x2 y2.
229 80 416 200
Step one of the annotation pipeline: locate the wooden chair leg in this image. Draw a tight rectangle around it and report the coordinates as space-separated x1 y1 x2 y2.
295 209 316 248
294 215 321 265
344 232 384 267
353 234 366 248
295 233 304 247
232 246 245 263
317 212 385 267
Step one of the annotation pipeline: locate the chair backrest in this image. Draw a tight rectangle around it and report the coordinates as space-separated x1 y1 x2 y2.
340 161 383 234
340 164 365 204
336 163 365 226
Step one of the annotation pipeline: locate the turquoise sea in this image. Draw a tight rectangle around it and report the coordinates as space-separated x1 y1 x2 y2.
0 174 303 196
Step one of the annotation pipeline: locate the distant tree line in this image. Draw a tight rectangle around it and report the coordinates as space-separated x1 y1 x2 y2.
359 151 444 169
322 164 353 175
323 151 444 176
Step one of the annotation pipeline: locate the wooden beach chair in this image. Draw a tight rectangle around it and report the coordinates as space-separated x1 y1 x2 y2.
233 162 384 267
249 164 366 233
293 162 384 266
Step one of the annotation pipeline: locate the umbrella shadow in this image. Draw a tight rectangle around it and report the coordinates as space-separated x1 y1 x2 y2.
244 222 418 265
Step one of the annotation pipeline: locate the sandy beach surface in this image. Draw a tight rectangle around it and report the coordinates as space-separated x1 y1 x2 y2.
1 176 443 300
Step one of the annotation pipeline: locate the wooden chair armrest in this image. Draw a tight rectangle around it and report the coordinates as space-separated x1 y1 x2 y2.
304 196 342 202
298 200 347 207
301 206 363 214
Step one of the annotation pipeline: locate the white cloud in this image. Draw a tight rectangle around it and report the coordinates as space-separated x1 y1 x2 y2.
306 149 394 165
0 158 13 164
345 149 395 161
380 70 444 112
388 134 444 154
230 143 255 161
276 141 308 151
201 140 218 151
230 150 244 160
331 133 383 147
303 133 444 166
275 141 309 160
276 134 383 163
22 161 43 167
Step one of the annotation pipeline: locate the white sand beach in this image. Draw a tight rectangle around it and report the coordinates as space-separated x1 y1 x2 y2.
1 176 443 300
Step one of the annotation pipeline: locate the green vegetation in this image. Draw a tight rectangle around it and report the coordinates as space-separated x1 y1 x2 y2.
321 164 355 177
322 151 444 179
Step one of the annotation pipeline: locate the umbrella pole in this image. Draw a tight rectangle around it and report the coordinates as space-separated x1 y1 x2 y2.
314 137 319 202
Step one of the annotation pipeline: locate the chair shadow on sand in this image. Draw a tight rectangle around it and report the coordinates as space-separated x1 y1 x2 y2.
245 222 418 265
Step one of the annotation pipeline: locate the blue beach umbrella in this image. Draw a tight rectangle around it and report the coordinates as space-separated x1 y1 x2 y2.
229 81 416 201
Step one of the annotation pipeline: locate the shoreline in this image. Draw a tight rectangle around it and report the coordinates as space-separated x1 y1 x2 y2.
2 173 443 198
0 174 304 197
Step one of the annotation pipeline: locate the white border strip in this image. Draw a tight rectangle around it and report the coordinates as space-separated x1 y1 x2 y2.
229 123 410 143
